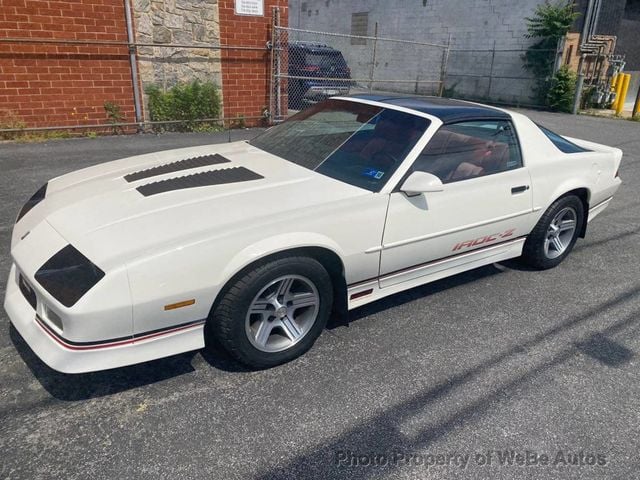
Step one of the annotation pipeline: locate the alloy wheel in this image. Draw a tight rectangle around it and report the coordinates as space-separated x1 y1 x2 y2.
245 275 320 353
544 207 577 259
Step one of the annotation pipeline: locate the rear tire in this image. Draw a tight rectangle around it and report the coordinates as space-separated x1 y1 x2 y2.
521 195 584 270
210 256 333 369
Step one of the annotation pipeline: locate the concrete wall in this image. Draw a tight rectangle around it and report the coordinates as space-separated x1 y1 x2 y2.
289 0 547 104
618 1 640 70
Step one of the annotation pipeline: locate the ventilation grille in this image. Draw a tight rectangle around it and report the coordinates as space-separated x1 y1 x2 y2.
137 167 264 196
125 154 231 182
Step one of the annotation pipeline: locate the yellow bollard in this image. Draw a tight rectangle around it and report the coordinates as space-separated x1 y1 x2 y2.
609 74 619 110
611 73 619 90
612 74 624 110
616 74 631 115
613 74 624 112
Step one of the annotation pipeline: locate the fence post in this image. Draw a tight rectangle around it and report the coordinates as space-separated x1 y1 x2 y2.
273 8 282 121
572 54 585 115
368 22 379 93
633 78 640 118
438 34 451 97
123 0 143 131
553 35 566 75
487 40 496 100
269 8 277 124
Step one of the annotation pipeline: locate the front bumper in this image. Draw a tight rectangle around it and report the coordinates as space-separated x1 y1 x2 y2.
4 263 206 374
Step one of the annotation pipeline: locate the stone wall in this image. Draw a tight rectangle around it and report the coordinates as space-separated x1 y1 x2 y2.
133 0 223 118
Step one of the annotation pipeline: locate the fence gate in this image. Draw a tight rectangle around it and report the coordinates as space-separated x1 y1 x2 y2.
270 25 450 122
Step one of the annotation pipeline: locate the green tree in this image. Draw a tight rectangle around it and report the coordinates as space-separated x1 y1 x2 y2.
523 1 579 104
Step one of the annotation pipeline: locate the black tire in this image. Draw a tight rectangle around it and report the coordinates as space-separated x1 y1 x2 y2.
210 256 333 369
521 194 584 270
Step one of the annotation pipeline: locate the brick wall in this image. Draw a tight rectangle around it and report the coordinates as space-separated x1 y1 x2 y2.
0 0 135 129
218 0 287 125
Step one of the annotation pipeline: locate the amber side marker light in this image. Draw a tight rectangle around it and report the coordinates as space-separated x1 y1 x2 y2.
164 299 196 311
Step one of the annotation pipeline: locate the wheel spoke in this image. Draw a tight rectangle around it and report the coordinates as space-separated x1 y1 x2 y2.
280 316 303 341
249 300 271 319
289 292 317 309
276 277 295 300
254 320 274 347
544 238 551 256
551 236 564 252
558 219 576 232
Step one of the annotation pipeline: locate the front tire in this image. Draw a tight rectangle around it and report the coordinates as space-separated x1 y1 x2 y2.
210 256 333 368
521 195 584 270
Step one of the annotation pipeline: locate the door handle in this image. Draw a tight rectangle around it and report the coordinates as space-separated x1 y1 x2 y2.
511 185 529 194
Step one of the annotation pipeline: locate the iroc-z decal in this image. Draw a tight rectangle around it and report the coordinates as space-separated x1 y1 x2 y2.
452 228 516 251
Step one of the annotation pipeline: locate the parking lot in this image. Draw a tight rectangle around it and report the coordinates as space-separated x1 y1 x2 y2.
1 110 639 479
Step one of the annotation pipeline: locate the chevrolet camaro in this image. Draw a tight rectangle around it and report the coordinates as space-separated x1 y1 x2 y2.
4 95 622 373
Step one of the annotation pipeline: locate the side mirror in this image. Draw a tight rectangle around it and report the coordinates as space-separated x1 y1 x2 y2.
400 171 444 195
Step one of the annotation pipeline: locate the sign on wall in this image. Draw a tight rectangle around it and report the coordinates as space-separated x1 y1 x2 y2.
235 0 264 16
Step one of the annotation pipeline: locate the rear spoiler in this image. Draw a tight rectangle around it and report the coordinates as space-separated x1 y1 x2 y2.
565 136 623 177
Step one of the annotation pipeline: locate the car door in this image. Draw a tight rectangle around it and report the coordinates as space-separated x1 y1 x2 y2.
379 119 533 288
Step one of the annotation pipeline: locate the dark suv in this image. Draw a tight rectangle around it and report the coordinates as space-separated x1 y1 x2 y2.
287 42 352 110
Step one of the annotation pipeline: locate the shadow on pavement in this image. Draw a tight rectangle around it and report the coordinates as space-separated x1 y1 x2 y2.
9 324 199 401
9 264 502 401
252 285 639 480
331 264 502 327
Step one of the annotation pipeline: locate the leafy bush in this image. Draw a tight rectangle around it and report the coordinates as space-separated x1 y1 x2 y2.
546 66 577 112
146 80 222 132
523 1 579 104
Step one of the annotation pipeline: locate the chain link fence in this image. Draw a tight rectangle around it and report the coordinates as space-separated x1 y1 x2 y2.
446 45 556 107
1 22 558 136
269 26 558 120
270 26 450 121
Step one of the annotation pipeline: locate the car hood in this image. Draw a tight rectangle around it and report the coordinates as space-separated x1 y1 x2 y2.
15 141 367 270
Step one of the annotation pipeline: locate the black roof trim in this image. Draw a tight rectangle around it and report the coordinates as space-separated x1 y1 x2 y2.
125 154 231 183
346 94 510 123
137 166 263 196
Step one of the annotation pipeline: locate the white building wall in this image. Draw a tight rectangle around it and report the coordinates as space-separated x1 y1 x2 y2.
289 0 549 104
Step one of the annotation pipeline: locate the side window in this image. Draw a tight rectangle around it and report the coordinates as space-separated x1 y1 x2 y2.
537 124 590 153
412 120 522 183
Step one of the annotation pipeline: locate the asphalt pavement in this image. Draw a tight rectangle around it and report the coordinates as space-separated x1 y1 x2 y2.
0 112 639 480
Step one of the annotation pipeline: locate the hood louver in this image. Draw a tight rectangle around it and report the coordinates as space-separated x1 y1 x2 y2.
136 166 264 197
125 154 231 182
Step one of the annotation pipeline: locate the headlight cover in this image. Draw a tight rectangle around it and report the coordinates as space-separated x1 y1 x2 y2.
35 245 105 307
16 183 47 223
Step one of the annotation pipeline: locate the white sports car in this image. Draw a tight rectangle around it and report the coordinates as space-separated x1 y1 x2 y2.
4 95 622 373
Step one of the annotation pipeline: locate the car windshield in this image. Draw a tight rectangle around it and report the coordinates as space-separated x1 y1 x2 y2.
250 99 430 191
305 52 345 70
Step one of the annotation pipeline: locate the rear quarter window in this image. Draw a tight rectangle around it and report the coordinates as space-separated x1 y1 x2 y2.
538 125 591 154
